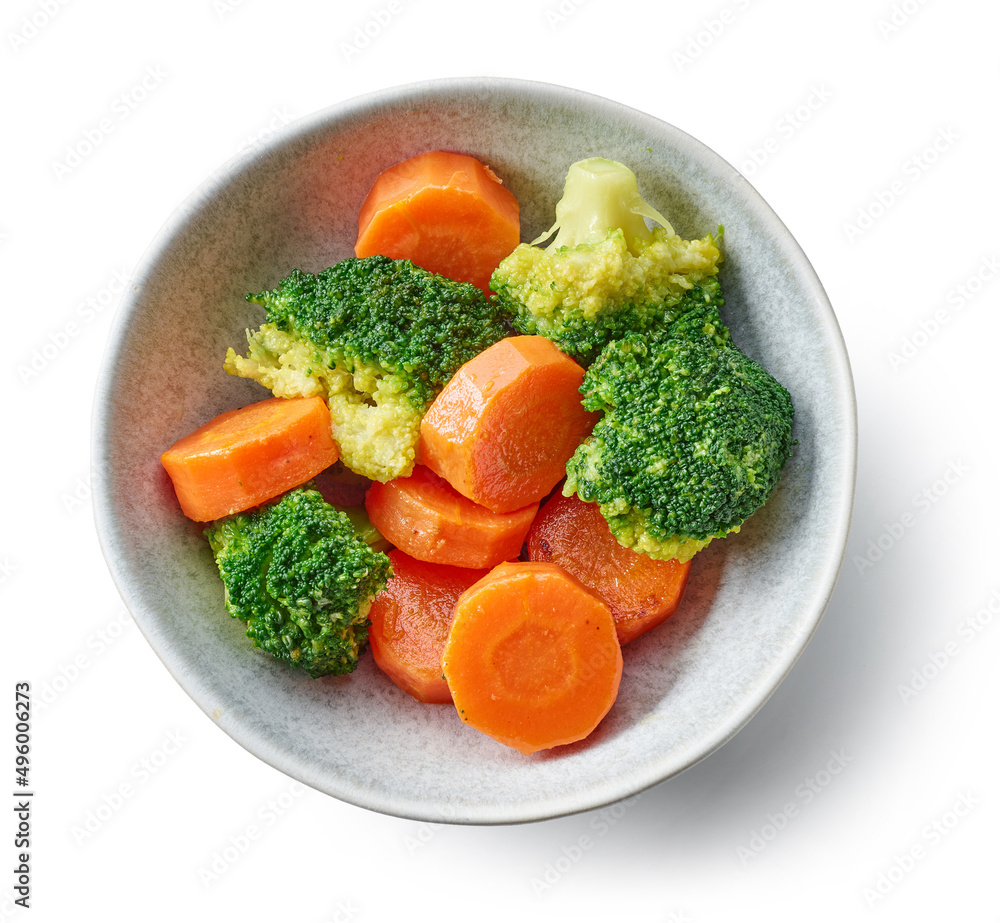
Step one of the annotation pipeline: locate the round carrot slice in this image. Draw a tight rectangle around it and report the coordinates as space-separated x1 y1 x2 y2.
355 150 520 294
442 561 623 755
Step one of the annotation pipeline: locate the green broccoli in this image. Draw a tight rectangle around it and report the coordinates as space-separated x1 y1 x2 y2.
204 487 391 677
491 157 722 365
563 303 794 562
224 256 511 482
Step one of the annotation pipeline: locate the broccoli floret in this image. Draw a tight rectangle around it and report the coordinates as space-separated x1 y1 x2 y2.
563 307 794 562
204 487 391 677
224 256 510 482
491 157 722 365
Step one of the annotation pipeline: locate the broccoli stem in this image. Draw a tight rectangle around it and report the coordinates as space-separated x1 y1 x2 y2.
532 157 675 254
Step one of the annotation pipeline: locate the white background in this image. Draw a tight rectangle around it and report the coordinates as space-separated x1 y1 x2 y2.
2 0 999 920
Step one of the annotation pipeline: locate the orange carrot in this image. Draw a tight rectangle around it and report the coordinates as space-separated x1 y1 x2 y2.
418 335 598 514
365 465 537 569
527 492 692 644
367 550 489 704
354 150 520 293
442 561 623 755
160 396 339 522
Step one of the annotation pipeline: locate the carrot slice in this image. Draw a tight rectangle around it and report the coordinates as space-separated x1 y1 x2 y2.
442 561 622 755
160 396 339 521
527 491 692 644
368 550 489 704
365 465 537 569
355 150 520 294
418 336 598 514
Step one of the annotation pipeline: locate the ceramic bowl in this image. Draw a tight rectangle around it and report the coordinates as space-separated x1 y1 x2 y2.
93 77 856 824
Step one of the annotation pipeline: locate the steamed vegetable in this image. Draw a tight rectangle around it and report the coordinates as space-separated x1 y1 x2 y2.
491 157 721 365
527 491 691 644
224 255 510 483
367 549 489 704
205 487 391 677
160 396 339 522
365 465 537 570
564 301 794 562
418 335 597 513
442 561 623 755
355 150 520 294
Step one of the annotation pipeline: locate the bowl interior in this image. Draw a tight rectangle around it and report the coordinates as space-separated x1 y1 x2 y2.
93 77 855 824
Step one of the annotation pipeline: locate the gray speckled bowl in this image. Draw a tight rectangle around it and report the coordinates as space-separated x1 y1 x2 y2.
93 77 856 825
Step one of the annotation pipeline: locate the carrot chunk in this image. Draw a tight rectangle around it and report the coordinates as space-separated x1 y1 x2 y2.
527 492 692 644
365 465 537 569
442 561 623 755
418 336 598 514
160 396 339 521
355 150 520 294
367 550 489 704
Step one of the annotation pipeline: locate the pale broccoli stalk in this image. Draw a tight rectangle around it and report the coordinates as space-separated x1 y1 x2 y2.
534 157 676 253
491 158 721 365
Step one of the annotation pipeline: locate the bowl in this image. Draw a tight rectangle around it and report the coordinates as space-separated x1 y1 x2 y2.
92 77 856 824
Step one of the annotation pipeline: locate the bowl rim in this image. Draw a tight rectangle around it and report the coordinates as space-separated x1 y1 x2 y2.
92 75 857 824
